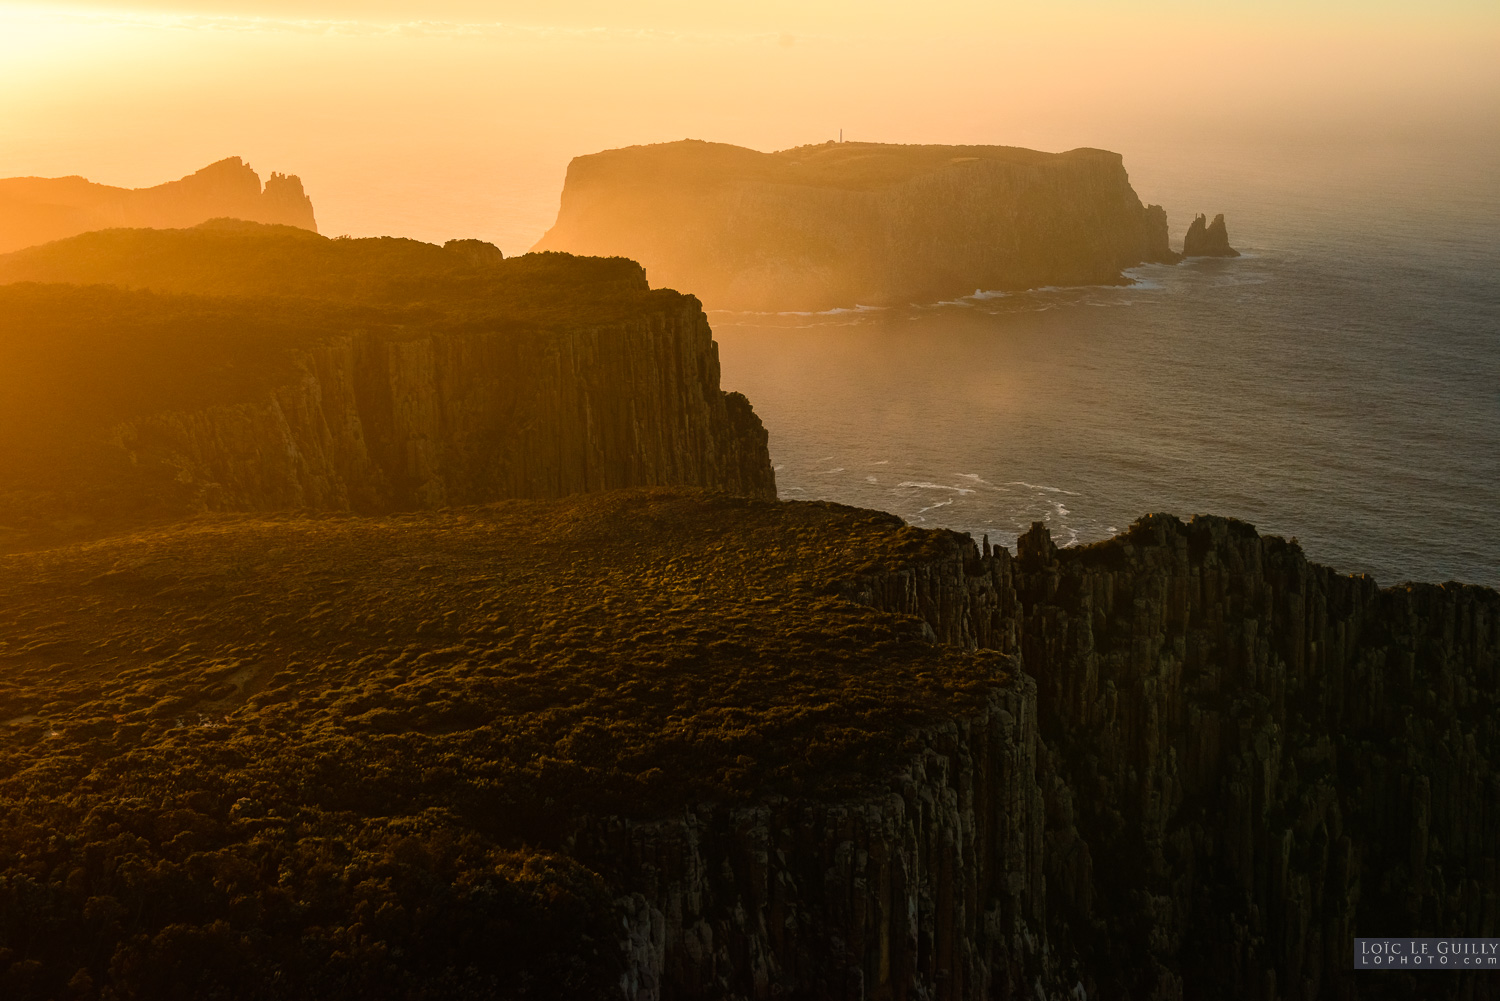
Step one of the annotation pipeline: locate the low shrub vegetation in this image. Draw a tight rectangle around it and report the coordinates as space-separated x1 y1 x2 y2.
0 489 1004 999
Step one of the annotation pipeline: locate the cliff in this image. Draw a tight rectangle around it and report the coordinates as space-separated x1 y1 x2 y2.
0 157 317 254
1183 212 1239 257
0 491 1492 1000
0 228 774 550
0 492 1008 1001
0 492 1488 996
584 513 1499 1001
533 140 1178 311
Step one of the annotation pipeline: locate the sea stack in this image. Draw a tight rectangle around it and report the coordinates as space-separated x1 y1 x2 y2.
1183 212 1239 257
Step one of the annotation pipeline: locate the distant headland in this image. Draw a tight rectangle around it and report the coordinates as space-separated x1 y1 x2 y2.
533 139 1235 311
0 157 317 254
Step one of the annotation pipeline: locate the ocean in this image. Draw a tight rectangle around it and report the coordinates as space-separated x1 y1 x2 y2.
712 144 1500 588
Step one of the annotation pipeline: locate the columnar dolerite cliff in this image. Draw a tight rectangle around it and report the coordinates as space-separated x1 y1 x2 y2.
105 299 771 511
580 680 1057 1001
1002 517 1496 999
0 226 773 549
0 492 1493 999
0 157 317 254
588 514 1498 1001
533 140 1179 311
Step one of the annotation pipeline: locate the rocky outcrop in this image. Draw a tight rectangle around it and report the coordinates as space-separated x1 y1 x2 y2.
443 238 507 266
595 515 1499 1000
533 140 1178 311
0 157 317 254
1182 212 1238 257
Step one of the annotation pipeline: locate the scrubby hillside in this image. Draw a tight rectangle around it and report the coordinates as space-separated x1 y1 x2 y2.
0 491 1002 1000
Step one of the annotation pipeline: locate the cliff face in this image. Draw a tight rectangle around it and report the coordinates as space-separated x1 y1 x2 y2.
582 680 1053 1001
533 140 1177 311
1006 516 1496 999
593 516 1499 1000
1183 212 1239 257
111 300 774 513
0 244 774 549
0 157 317 254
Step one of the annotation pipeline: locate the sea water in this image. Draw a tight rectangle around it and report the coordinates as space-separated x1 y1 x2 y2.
713 146 1500 587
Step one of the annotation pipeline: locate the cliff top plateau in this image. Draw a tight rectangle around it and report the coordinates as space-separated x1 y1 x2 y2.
1 489 1494 1001
0 157 317 255
0 490 1004 998
533 138 1199 310
0 222 776 550
0 220 647 310
543 139 1120 192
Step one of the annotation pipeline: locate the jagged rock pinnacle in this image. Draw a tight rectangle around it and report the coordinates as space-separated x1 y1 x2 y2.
1183 212 1239 257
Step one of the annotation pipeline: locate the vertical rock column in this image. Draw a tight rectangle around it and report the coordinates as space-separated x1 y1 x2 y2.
111 299 776 513
586 679 1061 1001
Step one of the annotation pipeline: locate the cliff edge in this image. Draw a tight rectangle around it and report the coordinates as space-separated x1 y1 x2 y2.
0 157 317 254
533 139 1179 311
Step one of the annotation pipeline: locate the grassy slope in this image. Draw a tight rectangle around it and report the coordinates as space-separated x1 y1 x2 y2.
0 490 1004 999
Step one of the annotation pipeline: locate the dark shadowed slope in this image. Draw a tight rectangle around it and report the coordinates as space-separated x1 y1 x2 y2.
533 139 1178 310
0 158 316 254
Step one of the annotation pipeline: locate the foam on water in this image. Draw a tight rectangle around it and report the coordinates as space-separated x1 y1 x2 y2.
1008 482 1080 496
710 303 890 321
896 482 977 494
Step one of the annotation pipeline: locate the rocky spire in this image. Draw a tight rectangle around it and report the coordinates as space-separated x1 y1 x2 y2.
261 171 318 232
1182 212 1239 257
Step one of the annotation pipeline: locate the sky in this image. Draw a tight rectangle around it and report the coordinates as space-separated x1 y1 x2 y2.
2 1 1496 249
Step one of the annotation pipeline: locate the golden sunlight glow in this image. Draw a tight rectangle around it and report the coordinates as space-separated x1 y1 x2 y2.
1 1 1496 248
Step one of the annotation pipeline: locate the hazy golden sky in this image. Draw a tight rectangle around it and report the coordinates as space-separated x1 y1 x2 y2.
2 2 1496 248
